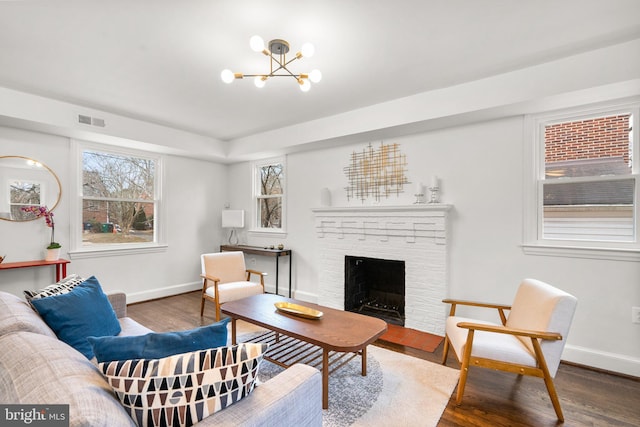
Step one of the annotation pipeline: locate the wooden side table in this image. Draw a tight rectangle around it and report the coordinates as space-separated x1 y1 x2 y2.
0 259 70 282
220 245 292 297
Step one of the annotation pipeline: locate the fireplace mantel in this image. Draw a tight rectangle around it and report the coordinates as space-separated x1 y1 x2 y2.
311 204 453 214
312 204 453 244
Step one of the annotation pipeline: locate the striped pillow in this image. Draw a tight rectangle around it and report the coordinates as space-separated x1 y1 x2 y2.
24 274 85 302
99 343 268 427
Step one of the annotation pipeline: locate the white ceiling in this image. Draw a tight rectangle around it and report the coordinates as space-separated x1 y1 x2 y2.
1 0 639 144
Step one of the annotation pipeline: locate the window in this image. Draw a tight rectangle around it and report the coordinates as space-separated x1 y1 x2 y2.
252 157 285 232
9 180 41 220
71 142 164 255
524 101 639 259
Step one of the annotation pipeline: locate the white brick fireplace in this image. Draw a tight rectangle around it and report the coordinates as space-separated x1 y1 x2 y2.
312 205 452 336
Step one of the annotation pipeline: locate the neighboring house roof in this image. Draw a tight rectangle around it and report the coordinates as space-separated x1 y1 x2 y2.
544 157 633 205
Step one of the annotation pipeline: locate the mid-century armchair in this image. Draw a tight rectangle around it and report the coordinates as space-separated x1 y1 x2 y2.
442 278 577 422
200 251 267 321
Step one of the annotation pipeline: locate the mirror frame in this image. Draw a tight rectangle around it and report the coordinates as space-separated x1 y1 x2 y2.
0 155 62 222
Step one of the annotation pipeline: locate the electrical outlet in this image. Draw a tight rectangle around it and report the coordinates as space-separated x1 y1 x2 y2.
633 307 640 324
250 258 256 266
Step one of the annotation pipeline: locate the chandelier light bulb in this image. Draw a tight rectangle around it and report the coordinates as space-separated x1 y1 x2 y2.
309 69 322 83
300 42 315 58
254 76 267 88
299 79 311 92
221 69 235 84
249 35 265 52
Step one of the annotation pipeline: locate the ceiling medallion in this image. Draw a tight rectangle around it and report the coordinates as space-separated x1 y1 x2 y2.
221 36 322 92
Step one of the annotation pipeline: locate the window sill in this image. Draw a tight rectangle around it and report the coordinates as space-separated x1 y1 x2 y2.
247 229 288 239
521 244 640 262
68 244 168 259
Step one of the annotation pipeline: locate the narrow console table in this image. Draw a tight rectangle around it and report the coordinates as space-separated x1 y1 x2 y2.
220 245 292 297
0 258 70 282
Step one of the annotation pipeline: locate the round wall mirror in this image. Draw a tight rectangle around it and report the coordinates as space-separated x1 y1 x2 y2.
0 156 62 221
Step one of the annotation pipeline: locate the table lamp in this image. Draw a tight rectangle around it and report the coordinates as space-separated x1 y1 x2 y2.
222 210 244 245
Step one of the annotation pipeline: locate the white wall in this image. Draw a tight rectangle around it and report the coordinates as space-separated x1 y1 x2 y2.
227 116 639 377
0 126 228 301
0 37 638 377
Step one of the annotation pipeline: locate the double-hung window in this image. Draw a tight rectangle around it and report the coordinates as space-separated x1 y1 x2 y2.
252 157 285 233
524 101 639 259
71 141 164 255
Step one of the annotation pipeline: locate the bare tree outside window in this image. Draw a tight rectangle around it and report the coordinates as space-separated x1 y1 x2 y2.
256 162 283 229
9 181 41 220
82 150 157 245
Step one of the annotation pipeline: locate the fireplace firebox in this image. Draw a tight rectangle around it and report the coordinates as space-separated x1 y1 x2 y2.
344 255 405 325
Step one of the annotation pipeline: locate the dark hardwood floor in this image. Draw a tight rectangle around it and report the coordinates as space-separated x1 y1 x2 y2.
127 291 640 427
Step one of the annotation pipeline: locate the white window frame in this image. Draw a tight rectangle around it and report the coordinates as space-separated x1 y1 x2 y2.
69 140 167 258
523 100 640 261
250 156 286 237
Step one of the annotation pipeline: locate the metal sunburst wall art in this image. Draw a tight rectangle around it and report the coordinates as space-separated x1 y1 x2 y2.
344 142 409 202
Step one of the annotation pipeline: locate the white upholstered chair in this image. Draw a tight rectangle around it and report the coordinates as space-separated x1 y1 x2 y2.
442 278 577 422
200 251 266 321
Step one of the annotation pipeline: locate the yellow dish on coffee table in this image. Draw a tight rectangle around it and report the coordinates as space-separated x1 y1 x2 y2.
274 302 323 319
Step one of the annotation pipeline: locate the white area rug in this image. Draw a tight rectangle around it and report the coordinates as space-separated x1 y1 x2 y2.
352 345 459 427
235 321 459 427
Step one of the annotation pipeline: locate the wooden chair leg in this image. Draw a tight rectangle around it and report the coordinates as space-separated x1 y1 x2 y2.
215 301 221 322
456 330 475 405
200 278 207 317
532 337 565 422
441 336 450 365
543 372 564 422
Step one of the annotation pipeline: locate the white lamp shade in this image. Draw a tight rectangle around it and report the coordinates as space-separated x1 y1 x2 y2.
221 69 235 84
254 76 266 88
300 42 315 58
299 79 311 92
222 210 244 228
309 69 322 83
249 35 264 52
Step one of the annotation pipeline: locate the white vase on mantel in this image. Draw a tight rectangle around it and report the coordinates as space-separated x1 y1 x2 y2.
320 187 332 207
45 248 61 261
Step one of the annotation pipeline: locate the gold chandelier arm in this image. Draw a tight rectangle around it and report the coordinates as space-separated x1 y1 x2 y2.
267 52 300 79
242 74 301 78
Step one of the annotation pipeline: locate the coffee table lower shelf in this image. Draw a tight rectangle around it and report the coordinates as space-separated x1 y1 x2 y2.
242 330 363 375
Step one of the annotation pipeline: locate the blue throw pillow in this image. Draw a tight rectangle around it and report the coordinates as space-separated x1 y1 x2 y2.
31 276 121 359
87 317 230 363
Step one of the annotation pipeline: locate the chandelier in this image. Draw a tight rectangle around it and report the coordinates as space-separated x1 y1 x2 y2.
221 36 322 92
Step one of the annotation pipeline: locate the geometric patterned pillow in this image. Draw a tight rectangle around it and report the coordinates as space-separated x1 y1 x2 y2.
24 274 86 302
98 343 268 427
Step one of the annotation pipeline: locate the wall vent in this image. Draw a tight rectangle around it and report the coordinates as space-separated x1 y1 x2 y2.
78 114 106 127
91 117 105 127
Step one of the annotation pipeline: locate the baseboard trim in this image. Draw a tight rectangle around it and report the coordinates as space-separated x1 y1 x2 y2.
126 283 320 305
563 344 640 378
288 290 317 303
127 281 201 304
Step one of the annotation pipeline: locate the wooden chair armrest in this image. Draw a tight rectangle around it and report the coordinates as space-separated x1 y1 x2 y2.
456 321 563 341
246 269 268 277
442 298 512 310
442 298 512 324
200 273 221 283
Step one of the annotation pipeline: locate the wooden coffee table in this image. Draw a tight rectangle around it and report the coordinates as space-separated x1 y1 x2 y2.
221 293 387 409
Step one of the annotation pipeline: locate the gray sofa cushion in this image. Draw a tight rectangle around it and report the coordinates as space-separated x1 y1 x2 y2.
0 331 135 427
118 316 154 336
0 291 56 338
